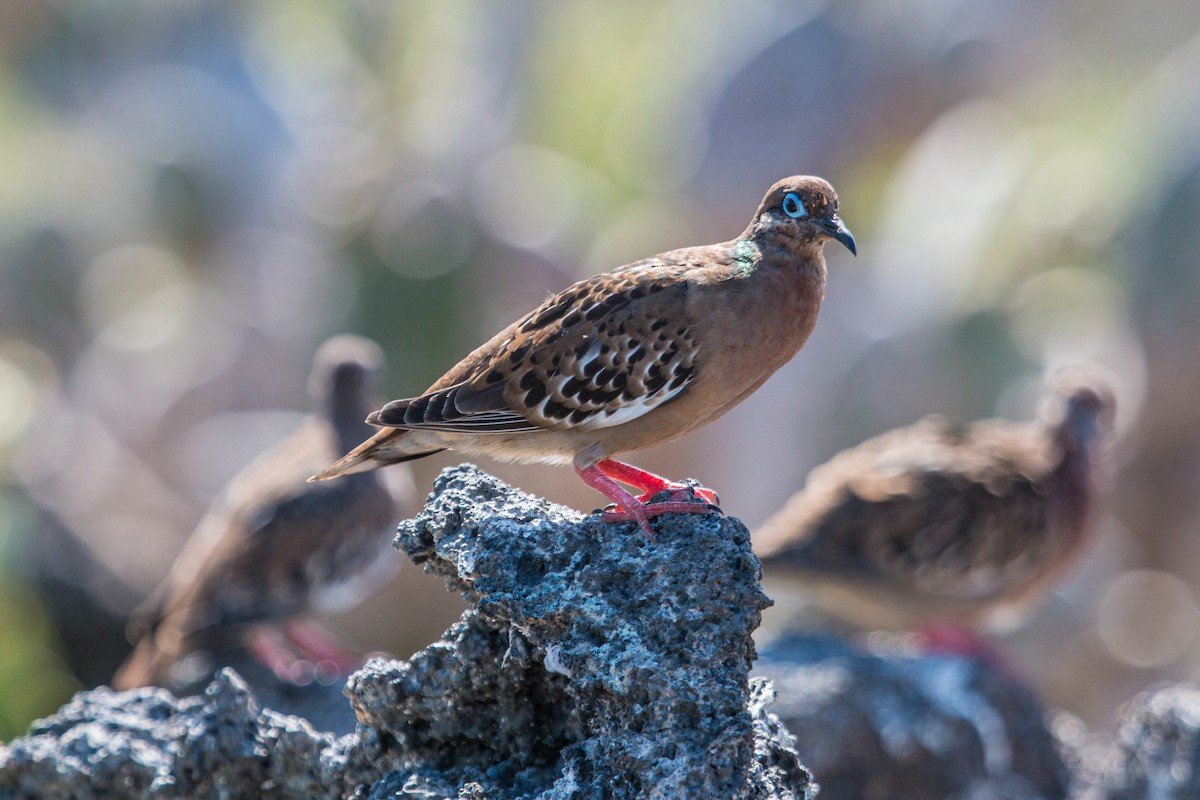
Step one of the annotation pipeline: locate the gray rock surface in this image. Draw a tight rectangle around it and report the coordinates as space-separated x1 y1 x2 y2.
0 669 357 800
1069 684 1200 800
355 465 813 799
756 633 1071 800
111 644 362 736
0 465 814 799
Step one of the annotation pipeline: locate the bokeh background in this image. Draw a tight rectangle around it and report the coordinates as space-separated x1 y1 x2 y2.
2 0 1200 741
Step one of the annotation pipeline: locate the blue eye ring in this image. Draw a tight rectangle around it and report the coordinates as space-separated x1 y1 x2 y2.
782 192 807 219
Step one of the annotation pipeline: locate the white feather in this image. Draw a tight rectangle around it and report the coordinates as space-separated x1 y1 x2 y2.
576 379 691 430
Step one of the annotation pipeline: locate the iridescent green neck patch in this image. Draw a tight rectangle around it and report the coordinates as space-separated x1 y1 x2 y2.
731 239 759 277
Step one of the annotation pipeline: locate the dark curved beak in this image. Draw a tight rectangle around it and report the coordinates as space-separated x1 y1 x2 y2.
821 216 857 256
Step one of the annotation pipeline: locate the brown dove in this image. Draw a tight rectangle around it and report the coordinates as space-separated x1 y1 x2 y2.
755 372 1115 632
113 335 412 689
311 176 856 537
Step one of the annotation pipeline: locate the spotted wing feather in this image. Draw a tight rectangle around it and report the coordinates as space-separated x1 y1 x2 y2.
759 416 1059 601
148 424 398 639
372 261 701 433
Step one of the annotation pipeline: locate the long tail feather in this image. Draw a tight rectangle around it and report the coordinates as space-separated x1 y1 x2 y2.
309 429 444 482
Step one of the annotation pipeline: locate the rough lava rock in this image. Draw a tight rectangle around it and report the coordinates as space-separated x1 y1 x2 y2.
0 465 814 800
119 644 363 736
0 669 358 799
756 632 1071 800
1070 683 1200 800
353 465 814 799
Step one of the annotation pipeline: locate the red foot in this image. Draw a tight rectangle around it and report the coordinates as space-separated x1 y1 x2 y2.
600 500 718 531
636 483 719 505
575 459 722 538
283 620 359 674
245 622 359 686
917 624 993 659
594 459 720 506
917 624 1021 681
245 626 317 685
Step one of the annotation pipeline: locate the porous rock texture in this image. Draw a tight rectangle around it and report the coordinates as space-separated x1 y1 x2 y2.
114 644 362 736
356 465 813 799
0 669 359 800
1069 683 1200 800
755 632 1072 800
0 465 814 799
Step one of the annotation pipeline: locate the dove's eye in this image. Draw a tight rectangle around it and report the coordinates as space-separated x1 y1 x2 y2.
782 192 807 219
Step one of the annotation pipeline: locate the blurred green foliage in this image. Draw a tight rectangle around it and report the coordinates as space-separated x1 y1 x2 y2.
0 491 77 741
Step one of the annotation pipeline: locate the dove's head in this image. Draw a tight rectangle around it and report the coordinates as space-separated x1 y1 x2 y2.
311 335 386 440
1045 367 1116 454
750 175 856 256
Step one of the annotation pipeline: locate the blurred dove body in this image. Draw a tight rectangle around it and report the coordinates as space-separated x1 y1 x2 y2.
113 335 412 689
312 176 856 537
755 375 1114 632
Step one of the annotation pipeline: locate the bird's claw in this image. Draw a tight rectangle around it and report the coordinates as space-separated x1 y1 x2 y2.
599 506 658 540
681 480 720 508
597 496 722 540
637 480 719 508
597 487 717 514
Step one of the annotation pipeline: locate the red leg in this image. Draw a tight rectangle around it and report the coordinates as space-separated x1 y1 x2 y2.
917 624 1021 681
245 626 315 685
594 458 720 506
575 462 718 539
282 620 359 674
